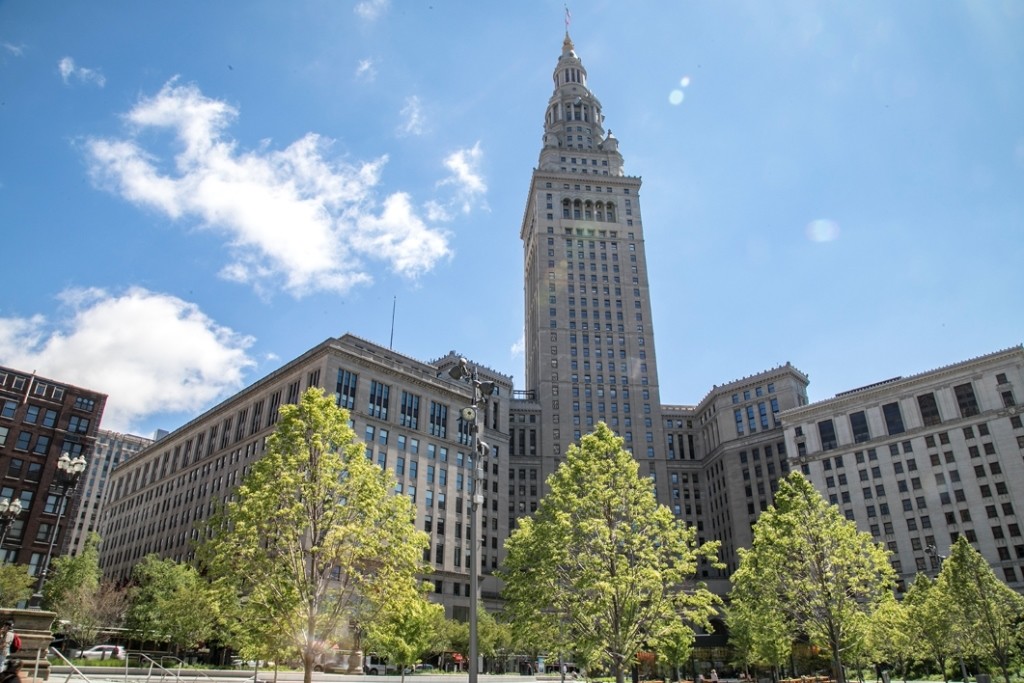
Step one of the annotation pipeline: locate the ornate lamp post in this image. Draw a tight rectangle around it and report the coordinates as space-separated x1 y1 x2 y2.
30 452 87 607
0 498 23 555
447 358 495 683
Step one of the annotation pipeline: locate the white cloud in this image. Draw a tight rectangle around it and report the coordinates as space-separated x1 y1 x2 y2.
510 333 525 358
439 142 487 213
58 56 106 87
397 95 426 136
0 288 255 432
355 58 377 82
85 79 452 297
355 0 389 21
3 42 25 57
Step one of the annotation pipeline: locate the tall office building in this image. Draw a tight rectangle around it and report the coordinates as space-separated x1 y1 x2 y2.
67 429 153 556
516 33 670 500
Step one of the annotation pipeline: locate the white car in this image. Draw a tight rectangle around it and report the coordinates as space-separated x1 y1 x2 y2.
71 645 126 660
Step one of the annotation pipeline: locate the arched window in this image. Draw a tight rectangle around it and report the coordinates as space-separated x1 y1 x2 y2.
606 203 616 222
562 199 571 219
573 200 582 220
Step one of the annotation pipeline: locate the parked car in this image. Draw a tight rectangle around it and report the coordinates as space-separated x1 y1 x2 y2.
414 663 435 672
71 645 126 660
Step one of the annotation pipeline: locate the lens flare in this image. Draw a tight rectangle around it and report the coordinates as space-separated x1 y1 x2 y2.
806 218 840 242
669 90 685 105
680 76 691 87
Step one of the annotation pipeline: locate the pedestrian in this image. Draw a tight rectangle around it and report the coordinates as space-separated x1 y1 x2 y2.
697 673 704 683
711 670 719 683
0 621 13 673
0 659 20 683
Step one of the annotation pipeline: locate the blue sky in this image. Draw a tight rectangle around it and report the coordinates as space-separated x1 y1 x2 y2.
1 1 1022 437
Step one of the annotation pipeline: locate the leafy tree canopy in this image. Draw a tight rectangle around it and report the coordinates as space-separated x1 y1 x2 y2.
199 387 428 683
729 472 895 683
0 564 34 608
126 554 218 653
937 536 1024 683
502 423 720 683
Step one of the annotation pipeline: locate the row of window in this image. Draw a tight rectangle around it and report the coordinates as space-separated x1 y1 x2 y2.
734 399 781 435
732 383 776 403
1 400 93 431
805 381 1013 453
0 372 71 404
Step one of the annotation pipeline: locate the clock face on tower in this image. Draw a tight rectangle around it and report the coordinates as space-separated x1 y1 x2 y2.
461 407 477 422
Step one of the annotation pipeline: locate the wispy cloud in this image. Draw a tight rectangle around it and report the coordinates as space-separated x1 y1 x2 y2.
58 56 106 87
84 79 452 296
355 0 389 21
510 333 525 358
397 95 426 136
439 142 487 213
3 42 25 57
355 58 377 82
0 287 255 432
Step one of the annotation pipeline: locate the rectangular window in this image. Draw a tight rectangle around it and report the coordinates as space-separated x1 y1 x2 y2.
849 411 870 443
954 383 979 417
917 392 941 426
882 402 905 435
336 369 357 409
368 381 390 420
429 402 448 438
400 391 420 429
818 419 838 451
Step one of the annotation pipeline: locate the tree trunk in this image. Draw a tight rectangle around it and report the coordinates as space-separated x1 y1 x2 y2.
832 653 845 683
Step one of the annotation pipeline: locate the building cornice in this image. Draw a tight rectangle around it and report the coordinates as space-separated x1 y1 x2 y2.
783 345 1023 421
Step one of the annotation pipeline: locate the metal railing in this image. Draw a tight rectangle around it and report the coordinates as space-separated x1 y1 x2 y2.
129 652 218 683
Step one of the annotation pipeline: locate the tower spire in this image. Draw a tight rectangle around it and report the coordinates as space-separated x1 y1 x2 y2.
537 30 623 176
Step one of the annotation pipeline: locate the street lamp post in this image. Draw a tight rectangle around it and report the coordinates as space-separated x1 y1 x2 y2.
447 358 495 683
30 452 87 607
0 498 23 556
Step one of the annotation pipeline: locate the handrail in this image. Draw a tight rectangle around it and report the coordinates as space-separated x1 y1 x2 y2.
48 646 94 683
130 652 217 683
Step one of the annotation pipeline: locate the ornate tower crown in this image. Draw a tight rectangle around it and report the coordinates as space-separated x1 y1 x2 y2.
538 32 623 175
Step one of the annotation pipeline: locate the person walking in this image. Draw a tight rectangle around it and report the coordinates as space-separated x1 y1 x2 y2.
0 621 14 673
711 670 719 683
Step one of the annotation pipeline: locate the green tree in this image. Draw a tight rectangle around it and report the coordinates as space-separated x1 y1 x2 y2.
0 564 34 607
501 423 720 683
655 620 695 683
726 583 792 681
864 595 913 683
43 533 105 650
126 555 218 655
902 574 956 682
729 472 895 683
937 537 1024 683
199 387 428 683
364 594 445 682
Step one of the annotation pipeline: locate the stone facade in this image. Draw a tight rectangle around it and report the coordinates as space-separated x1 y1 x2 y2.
98 334 512 617
67 430 152 557
783 346 1024 592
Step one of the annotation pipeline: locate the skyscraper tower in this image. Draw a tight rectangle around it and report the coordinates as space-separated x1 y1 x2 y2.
516 32 669 500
